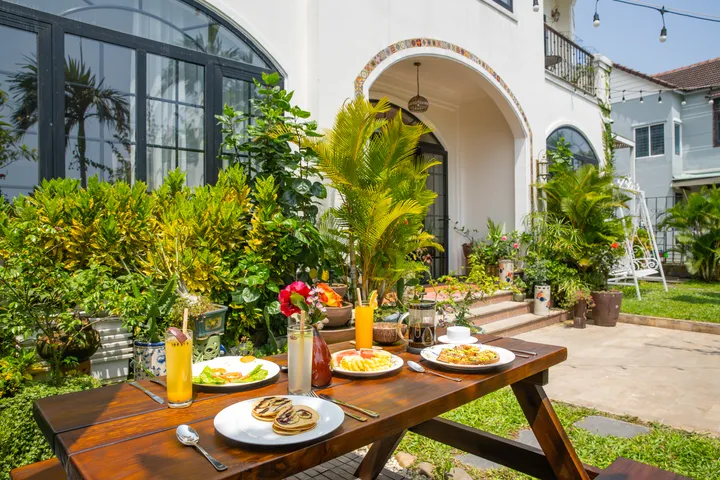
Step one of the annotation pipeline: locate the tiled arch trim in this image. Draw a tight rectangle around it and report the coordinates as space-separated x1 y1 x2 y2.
354 38 532 144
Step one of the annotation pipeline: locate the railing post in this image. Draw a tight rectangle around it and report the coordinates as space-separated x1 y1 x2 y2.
593 54 613 106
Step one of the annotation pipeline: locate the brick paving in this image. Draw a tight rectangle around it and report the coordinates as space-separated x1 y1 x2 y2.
286 452 409 480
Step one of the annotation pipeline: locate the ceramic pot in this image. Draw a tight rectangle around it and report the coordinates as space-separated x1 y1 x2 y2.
133 340 166 379
324 301 353 328
512 292 526 302
591 291 622 327
36 325 101 363
193 304 228 340
462 243 474 271
311 326 332 388
330 284 348 299
573 300 587 329
534 285 551 315
499 259 514 284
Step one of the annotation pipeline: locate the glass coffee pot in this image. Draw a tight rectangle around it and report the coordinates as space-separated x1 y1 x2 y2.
406 300 437 351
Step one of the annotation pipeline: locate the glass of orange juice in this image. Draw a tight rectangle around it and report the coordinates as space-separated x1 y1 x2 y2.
165 329 193 408
354 302 374 350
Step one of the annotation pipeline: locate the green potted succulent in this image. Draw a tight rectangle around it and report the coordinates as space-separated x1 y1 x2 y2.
511 277 527 302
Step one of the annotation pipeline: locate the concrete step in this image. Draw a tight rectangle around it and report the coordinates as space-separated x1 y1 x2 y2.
482 310 567 337
466 300 532 326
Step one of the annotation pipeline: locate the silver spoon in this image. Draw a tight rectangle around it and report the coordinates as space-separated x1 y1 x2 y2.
176 424 228 471
407 361 462 382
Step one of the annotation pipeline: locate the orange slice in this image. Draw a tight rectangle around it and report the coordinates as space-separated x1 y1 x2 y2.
368 290 378 310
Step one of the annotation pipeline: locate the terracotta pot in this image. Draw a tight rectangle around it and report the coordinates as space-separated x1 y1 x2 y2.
330 283 348 298
311 326 332 388
573 300 587 329
324 301 353 328
462 243 473 271
591 291 622 327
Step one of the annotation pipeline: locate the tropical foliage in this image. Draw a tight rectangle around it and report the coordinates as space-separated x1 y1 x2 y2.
660 187 720 281
314 96 442 302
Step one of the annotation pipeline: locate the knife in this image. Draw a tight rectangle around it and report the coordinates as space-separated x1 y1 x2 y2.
129 381 165 404
318 393 380 418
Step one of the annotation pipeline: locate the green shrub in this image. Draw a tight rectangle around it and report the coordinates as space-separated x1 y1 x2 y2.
0 376 100 480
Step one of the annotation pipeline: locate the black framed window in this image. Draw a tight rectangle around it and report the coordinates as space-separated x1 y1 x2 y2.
635 123 664 158
0 0 277 197
546 126 599 168
492 0 513 12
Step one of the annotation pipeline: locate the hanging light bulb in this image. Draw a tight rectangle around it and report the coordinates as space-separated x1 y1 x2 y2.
659 8 668 43
593 0 600 27
681 96 687 106
658 90 663 104
408 62 429 113
710 89 715 105
640 90 644 104
533 0 540 12
622 90 626 103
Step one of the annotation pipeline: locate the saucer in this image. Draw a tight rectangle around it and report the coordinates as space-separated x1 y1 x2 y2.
437 335 478 345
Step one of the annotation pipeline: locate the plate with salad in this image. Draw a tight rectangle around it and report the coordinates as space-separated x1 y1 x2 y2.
192 356 280 392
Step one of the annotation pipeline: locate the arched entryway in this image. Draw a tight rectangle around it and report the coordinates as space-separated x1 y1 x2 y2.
374 102 449 277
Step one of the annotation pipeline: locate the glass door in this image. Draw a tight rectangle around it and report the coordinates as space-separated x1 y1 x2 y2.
419 143 448 278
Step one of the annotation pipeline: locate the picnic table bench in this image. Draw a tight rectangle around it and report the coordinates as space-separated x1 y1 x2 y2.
27 335 601 479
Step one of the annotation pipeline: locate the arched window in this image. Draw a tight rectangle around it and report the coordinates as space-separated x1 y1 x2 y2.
0 0 277 197
546 126 599 168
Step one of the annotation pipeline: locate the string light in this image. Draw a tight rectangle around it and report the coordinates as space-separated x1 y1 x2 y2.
593 0 601 27
622 90 626 103
640 90 644 103
533 0 539 13
658 90 662 104
681 96 686 106
659 7 668 42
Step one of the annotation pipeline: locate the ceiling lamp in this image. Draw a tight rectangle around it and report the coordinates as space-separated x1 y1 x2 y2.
408 62 429 113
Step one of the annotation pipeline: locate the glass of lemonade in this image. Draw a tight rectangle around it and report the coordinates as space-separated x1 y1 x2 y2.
165 329 193 408
287 324 313 394
354 301 374 350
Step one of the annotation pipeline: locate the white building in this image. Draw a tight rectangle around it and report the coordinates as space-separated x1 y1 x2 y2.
0 0 611 275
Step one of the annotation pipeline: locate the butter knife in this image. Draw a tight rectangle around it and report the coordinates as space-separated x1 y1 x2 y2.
318 393 379 418
129 381 165 404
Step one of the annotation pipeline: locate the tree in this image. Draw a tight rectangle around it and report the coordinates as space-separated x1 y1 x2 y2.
11 56 131 188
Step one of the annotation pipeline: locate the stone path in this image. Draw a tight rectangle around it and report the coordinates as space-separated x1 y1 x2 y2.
516 322 720 435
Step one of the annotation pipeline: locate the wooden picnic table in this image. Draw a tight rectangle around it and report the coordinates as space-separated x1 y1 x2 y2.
34 334 600 480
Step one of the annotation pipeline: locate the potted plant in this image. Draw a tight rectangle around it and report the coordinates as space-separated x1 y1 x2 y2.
556 277 595 328
511 278 527 302
315 283 352 328
452 221 481 271
170 293 229 362
589 242 624 327
524 258 551 315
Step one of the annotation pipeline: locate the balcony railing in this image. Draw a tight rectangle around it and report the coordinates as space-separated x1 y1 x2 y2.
544 24 596 96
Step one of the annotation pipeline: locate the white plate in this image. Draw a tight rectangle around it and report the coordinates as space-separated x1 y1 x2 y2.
192 356 280 391
420 344 515 371
437 335 479 345
214 395 344 446
331 349 404 377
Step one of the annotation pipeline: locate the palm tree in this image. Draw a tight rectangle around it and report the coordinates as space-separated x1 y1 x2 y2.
314 96 442 302
11 56 131 188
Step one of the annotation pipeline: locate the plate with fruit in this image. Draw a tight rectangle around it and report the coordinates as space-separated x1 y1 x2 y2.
192 355 280 392
331 349 404 377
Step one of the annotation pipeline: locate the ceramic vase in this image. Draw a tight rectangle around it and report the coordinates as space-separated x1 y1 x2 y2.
133 340 166 379
534 285 551 315
311 326 332 388
499 259 514 284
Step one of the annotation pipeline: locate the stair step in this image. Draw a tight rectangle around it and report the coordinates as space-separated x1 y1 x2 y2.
483 310 567 337
467 301 531 326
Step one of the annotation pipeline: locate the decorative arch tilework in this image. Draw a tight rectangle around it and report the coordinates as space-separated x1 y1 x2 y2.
354 38 532 144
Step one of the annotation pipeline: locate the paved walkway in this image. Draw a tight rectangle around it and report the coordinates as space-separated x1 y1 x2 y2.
517 322 720 436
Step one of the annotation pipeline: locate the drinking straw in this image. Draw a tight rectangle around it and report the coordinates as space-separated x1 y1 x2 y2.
182 308 189 336
299 310 306 390
356 288 362 307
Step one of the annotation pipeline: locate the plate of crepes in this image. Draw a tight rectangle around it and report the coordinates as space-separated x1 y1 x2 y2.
331 349 404 377
214 395 345 446
420 343 515 371
192 356 280 392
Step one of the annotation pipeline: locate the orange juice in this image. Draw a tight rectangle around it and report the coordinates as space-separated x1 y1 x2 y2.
354 303 374 349
165 329 193 408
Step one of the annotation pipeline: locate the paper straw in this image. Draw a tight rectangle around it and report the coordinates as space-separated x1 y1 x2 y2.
182 308 189 336
356 288 362 307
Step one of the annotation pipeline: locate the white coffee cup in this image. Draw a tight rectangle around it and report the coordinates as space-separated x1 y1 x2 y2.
446 326 471 343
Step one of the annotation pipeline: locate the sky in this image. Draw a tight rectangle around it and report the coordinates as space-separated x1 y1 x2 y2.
573 0 720 75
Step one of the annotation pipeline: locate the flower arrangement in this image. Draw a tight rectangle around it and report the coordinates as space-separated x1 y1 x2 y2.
278 281 327 326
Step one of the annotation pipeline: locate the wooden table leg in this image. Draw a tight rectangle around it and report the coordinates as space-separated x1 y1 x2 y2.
512 382 589 480
355 430 407 480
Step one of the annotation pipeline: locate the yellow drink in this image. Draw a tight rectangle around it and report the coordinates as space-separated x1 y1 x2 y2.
165 329 193 408
354 303 374 350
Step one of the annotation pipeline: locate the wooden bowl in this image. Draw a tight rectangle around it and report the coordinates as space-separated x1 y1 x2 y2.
373 322 407 345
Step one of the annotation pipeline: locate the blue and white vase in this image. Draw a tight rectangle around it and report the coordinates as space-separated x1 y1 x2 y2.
498 259 514 284
133 340 166 380
534 285 551 315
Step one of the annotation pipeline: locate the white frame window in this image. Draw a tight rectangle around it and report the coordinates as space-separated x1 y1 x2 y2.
635 123 665 158
674 121 682 156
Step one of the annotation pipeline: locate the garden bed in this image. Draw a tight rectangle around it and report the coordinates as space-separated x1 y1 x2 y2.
619 280 720 324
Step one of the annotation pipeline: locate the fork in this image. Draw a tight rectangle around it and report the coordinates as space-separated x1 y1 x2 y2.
307 391 367 422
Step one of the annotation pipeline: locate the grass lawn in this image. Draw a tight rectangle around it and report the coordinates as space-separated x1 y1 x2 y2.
397 387 720 479
619 280 720 324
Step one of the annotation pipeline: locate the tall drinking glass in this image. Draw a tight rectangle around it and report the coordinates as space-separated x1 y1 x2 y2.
165 329 193 408
354 301 374 350
287 324 313 394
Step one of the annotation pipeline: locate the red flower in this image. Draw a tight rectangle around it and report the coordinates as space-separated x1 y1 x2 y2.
501 235 508 241
278 281 311 317
611 242 619 249
513 243 519 249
